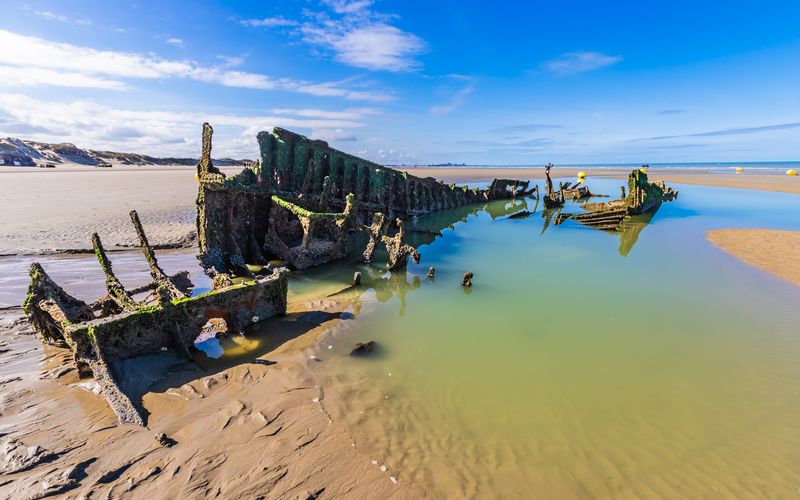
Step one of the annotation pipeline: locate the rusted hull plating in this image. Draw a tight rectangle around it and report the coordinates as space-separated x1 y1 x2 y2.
198 124 533 277
23 210 289 425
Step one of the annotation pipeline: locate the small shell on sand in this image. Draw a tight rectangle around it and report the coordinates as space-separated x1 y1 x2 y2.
390 476 398 484
380 465 387 472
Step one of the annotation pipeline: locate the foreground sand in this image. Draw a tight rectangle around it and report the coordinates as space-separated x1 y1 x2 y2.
707 229 800 287
1 163 798 497
0 298 416 499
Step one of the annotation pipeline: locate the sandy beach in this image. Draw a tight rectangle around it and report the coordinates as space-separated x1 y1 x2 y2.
0 165 242 256
4 164 798 256
0 298 416 499
1 163 799 498
707 229 800 287
404 166 800 195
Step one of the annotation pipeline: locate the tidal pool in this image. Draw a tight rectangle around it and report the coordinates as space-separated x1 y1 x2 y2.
287 179 800 498
3 179 799 498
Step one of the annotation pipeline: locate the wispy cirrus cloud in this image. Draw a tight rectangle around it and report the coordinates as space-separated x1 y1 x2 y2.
310 128 359 142
542 51 622 75
271 107 378 120
240 1 426 72
429 82 475 116
0 29 392 101
28 9 91 26
322 0 376 14
657 109 686 115
0 65 127 90
164 37 185 48
632 122 800 141
489 123 563 134
239 16 298 28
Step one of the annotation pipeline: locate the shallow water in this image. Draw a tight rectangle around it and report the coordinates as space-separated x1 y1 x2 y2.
291 179 800 498
0 248 212 309
4 179 800 498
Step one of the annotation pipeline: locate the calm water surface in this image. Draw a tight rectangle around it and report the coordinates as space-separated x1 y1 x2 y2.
3 179 799 498
288 179 800 498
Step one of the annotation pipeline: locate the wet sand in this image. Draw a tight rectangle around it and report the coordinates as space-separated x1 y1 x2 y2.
0 299 416 499
2 163 799 497
707 229 800 287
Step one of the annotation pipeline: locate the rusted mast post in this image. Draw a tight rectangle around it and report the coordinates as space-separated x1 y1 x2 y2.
129 210 187 299
92 233 137 311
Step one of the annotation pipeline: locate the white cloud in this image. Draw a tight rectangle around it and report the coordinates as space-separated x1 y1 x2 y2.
430 83 475 116
321 0 374 14
0 94 371 158
374 147 417 163
165 37 185 48
241 1 425 72
239 16 298 28
543 51 622 75
0 29 391 101
0 65 126 90
311 128 358 142
32 10 91 26
271 108 377 120
217 55 245 67
303 23 425 71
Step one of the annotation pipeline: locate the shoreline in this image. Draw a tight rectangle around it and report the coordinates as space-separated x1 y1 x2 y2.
402 167 800 195
707 229 800 288
1 163 798 497
2 164 798 256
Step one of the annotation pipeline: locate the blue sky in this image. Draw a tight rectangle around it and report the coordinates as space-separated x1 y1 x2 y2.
1 0 799 164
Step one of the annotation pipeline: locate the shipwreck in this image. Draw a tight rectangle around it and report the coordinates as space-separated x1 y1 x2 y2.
23 123 530 425
196 124 533 276
554 168 678 231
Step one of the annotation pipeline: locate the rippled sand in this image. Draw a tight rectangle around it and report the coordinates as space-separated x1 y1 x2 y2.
0 298 416 499
2 166 799 498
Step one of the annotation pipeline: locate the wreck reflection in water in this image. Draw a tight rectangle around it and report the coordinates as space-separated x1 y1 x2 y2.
305 180 800 499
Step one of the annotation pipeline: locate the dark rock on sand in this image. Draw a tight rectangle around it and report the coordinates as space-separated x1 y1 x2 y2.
350 341 377 356
154 433 176 448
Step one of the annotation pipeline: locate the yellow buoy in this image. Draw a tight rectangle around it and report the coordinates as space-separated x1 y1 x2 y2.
787 169 798 176
639 167 648 173
735 167 743 173
577 171 587 178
